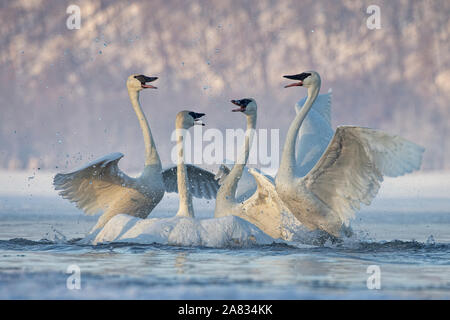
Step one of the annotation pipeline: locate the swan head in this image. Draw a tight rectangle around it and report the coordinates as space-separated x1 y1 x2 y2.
127 74 158 92
283 71 320 89
230 98 257 116
176 110 206 129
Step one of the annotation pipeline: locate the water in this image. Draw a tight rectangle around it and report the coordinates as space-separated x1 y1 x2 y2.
0 172 449 299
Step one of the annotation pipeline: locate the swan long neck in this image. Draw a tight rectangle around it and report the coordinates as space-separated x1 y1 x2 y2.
128 89 161 168
218 113 257 204
278 82 320 180
175 127 194 218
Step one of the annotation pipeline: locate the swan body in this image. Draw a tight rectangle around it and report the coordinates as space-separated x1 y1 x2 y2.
88 214 274 247
214 99 288 239
87 110 274 247
54 75 219 231
276 71 425 237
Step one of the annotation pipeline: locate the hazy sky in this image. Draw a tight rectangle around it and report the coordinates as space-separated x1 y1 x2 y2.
1 0 449 171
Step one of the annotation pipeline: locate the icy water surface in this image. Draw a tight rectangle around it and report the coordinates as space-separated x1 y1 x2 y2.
0 172 449 299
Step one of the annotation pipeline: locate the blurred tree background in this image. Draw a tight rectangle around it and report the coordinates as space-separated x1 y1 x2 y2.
1 0 449 171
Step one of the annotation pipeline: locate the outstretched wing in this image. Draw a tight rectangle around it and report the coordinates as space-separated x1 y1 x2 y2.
239 168 290 239
347 127 425 177
295 91 334 177
162 165 220 199
53 152 142 215
302 126 424 224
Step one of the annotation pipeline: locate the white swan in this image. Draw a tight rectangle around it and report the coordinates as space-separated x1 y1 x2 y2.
276 71 425 237
90 111 273 247
54 74 219 231
214 90 333 199
214 99 289 239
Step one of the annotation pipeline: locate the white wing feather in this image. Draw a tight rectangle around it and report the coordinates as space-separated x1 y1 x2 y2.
215 162 274 202
302 126 424 225
53 152 147 216
295 91 334 177
239 168 289 239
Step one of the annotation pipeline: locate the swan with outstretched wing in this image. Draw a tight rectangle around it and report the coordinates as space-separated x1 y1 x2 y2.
54 75 219 231
276 71 424 237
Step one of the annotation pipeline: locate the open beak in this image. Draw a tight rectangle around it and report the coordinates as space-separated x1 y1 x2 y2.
284 81 303 88
139 75 158 89
231 100 246 112
283 73 311 88
142 83 157 89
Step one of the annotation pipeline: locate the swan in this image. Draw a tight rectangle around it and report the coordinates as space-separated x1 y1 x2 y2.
90 110 273 247
275 71 425 237
214 99 289 239
53 74 219 231
214 89 333 200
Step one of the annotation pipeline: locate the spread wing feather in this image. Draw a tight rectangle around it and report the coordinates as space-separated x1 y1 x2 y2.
302 127 424 224
162 165 220 199
53 152 143 215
